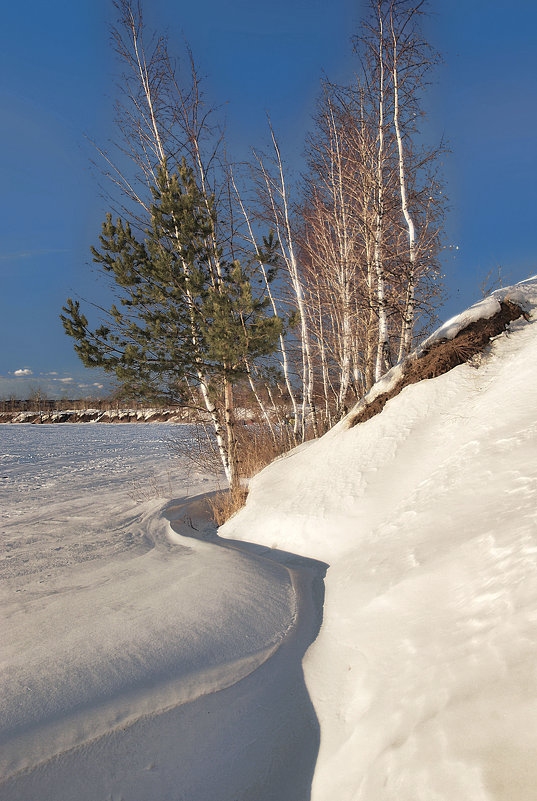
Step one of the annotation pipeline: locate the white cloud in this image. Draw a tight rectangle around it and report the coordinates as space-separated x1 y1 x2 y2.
0 248 68 262
0 372 110 400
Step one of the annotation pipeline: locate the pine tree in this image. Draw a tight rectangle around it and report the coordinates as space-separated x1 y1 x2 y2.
61 161 282 492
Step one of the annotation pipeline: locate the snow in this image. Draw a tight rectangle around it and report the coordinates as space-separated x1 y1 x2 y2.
1 425 320 800
3 277 537 800
336 278 534 430
420 279 534 348
222 277 537 800
1 406 187 423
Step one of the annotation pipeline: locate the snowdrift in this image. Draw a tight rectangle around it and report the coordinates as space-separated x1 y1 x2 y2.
222 278 537 801
1 427 322 801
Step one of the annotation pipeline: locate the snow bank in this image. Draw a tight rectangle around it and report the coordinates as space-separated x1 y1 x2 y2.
1 503 295 770
5 277 537 800
1 425 321 801
222 278 537 800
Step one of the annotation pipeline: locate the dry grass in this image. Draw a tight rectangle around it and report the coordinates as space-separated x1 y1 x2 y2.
126 471 175 503
207 487 249 527
207 424 294 525
168 420 293 478
235 422 293 479
167 418 295 525
166 422 225 476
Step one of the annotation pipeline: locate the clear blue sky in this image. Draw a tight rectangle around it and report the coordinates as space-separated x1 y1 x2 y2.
1 0 536 399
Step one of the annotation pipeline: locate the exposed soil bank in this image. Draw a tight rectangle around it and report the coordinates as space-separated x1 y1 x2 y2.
348 300 529 428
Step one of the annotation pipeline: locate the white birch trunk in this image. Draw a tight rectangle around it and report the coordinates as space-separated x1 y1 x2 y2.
374 3 388 383
223 377 240 493
230 170 300 439
125 11 235 482
314 289 333 430
198 376 232 484
245 361 278 446
391 11 417 361
257 128 319 439
326 102 353 417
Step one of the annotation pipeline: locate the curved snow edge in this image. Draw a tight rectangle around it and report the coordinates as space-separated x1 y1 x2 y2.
1 499 298 782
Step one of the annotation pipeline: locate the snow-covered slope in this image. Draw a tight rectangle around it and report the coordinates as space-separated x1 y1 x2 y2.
222 277 537 801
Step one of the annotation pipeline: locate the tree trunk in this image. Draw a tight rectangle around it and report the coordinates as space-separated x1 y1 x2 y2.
391 6 417 361
223 376 240 495
373 0 389 383
230 170 300 441
245 361 278 446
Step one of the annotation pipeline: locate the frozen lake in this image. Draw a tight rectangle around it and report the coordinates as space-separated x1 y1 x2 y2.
0 423 215 587
0 421 208 508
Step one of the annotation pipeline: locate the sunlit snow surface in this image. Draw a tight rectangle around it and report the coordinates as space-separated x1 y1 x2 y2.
222 278 537 801
0 425 313 801
1 424 196 583
4 278 537 801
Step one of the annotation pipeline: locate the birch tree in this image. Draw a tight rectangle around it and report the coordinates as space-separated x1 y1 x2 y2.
65 1 282 492
252 123 320 440
298 0 444 410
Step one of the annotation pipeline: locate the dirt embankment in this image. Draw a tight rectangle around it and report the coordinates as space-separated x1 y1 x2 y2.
348 300 530 428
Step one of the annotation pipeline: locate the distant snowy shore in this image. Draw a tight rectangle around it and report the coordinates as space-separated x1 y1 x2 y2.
0 407 190 424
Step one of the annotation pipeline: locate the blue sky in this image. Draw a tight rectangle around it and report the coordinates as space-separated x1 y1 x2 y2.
1 0 536 399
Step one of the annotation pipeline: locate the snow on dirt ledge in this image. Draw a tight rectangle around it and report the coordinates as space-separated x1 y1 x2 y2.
342 278 534 430
420 277 535 346
221 277 537 801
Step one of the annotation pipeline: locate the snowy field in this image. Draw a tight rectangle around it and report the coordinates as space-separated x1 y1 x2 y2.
1 424 322 801
3 278 537 801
